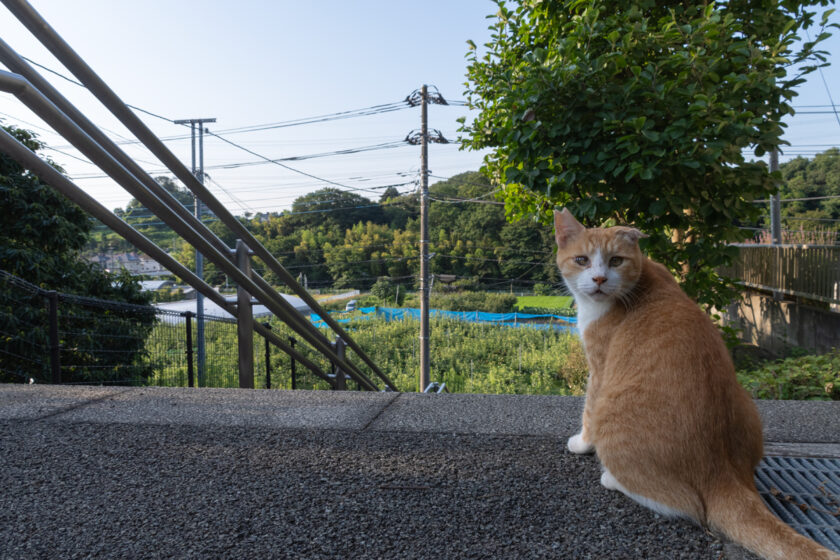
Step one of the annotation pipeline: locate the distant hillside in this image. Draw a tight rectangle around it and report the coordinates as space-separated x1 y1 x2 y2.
85 172 562 291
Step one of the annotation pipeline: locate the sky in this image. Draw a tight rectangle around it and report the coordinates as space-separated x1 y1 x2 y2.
1 0 840 217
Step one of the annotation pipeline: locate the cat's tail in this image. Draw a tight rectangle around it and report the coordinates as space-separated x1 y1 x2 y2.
705 478 839 560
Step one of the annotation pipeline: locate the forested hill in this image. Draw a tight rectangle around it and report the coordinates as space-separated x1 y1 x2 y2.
778 148 840 223
86 150 840 289
86 172 562 291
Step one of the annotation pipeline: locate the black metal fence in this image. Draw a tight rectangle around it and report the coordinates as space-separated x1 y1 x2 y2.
0 270 320 389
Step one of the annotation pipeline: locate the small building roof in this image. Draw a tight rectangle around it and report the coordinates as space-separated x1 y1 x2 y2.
154 292 312 318
139 280 175 291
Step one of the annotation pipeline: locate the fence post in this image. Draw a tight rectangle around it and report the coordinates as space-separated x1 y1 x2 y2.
183 311 195 388
235 239 255 389
46 290 60 384
289 336 297 390
264 322 272 390
333 336 347 390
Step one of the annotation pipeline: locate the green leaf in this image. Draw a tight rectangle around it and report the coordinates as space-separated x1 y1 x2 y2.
649 200 666 215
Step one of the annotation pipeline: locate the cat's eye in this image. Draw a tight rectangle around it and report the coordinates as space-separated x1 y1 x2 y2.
609 256 624 267
574 256 589 266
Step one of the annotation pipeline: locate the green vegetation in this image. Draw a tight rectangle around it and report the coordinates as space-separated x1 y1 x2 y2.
343 316 585 394
85 172 561 293
141 309 840 402
461 0 836 310
144 313 588 395
763 148 840 243
780 148 840 224
515 295 574 312
0 125 152 384
425 292 518 313
737 349 840 401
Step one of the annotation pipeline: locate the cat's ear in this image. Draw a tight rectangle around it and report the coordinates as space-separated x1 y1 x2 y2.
554 208 584 249
614 226 648 243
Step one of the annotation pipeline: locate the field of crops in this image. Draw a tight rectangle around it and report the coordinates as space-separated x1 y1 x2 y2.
145 313 588 395
514 295 574 311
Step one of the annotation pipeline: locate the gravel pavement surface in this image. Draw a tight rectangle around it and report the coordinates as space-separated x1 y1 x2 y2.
0 420 734 560
9 385 835 558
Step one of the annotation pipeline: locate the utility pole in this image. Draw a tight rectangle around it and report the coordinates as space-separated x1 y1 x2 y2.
419 85 430 393
769 147 783 301
406 86 448 392
770 147 782 245
174 117 216 386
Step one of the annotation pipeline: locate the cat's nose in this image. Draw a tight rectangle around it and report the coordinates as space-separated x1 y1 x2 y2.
592 276 607 286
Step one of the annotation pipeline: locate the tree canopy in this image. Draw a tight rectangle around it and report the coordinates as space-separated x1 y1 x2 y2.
461 0 836 308
779 148 840 222
1 125 147 302
0 125 152 383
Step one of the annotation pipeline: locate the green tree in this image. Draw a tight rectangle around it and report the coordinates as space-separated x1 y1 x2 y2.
462 0 836 308
0 125 153 383
779 148 840 222
118 176 195 217
289 187 386 232
88 176 192 256
323 222 398 288
380 187 415 229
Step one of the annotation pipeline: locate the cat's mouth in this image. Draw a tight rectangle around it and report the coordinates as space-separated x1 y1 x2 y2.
588 288 611 300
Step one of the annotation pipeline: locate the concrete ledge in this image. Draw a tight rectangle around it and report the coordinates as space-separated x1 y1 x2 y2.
0 385 397 431
0 385 127 421
366 392 584 436
2 386 838 447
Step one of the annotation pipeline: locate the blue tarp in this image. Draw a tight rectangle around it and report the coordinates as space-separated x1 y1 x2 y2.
310 306 577 332
309 312 375 329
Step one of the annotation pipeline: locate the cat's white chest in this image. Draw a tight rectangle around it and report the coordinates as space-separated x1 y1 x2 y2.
575 298 613 335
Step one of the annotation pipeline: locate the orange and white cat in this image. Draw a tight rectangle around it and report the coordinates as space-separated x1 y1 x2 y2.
554 208 839 560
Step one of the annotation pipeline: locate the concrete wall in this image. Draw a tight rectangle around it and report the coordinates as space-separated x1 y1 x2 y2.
723 290 840 356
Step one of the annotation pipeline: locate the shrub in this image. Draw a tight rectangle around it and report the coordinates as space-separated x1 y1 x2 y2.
370 277 405 306
430 292 517 313
533 283 553 296
737 349 840 401
556 340 588 396
517 306 576 318
370 277 395 301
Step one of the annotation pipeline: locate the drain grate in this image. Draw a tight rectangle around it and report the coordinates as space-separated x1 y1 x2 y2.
755 456 840 553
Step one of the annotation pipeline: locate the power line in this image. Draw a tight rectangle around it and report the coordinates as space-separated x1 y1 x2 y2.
19 55 175 123
434 254 551 267
203 128 386 196
92 195 420 227
207 102 410 136
43 145 93 165
47 100 414 151
66 139 414 180
204 174 255 216
429 194 503 205
753 195 840 203
205 140 410 169
804 28 840 131
283 255 421 270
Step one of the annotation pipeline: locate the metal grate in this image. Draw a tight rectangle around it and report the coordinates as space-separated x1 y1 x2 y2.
755 456 840 553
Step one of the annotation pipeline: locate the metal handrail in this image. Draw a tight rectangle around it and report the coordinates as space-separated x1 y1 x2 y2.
0 35 355 376
0 126 333 385
0 37 377 389
0 0 397 392
0 69 381 391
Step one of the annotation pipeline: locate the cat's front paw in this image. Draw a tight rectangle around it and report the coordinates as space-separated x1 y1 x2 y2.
567 433 595 454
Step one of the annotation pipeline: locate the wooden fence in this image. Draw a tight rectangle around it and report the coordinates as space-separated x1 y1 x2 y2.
723 245 840 305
